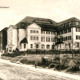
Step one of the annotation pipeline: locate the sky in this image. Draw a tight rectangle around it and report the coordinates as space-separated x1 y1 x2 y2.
0 0 80 30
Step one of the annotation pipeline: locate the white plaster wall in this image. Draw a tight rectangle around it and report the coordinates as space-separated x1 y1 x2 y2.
72 27 80 49
26 23 55 50
18 29 26 43
12 29 18 50
19 43 28 51
41 31 55 50
26 23 41 50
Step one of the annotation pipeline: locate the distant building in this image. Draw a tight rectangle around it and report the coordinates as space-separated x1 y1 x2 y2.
0 27 8 52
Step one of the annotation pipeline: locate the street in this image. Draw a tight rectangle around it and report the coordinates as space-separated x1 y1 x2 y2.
0 59 79 80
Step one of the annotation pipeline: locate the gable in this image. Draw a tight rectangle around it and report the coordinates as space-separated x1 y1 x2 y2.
27 23 41 29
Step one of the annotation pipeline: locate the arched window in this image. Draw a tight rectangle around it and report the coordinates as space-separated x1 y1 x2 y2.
41 44 45 49
46 45 50 49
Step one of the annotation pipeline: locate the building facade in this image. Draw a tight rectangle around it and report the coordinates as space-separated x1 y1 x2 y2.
6 17 57 52
1 16 80 53
56 17 80 50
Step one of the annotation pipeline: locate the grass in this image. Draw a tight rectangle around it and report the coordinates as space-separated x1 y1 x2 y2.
1 51 80 73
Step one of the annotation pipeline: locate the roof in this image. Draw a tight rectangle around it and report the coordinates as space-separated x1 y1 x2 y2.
9 25 17 29
20 38 28 43
57 17 80 30
37 23 57 31
1 27 8 31
16 16 57 30
58 17 80 26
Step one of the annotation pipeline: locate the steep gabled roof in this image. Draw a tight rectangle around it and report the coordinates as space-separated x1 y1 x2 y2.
20 38 28 43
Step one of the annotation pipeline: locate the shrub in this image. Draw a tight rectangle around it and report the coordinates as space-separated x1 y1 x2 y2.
67 60 80 72
20 58 35 65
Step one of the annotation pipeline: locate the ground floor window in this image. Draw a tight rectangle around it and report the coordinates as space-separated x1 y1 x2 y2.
75 42 79 48
41 44 45 49
36 44 39 49
31 44 33 48
46 45 50 49
24 44 26 48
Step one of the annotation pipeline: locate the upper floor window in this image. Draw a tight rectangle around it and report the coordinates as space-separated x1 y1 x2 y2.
76 35 80 40
46 37 50 42
41 37 45 42
67 28 71 32
41 31 45 34
30 36 39 40
68 36 71 40
51 31 54 34
64 30 67 33
30 30 38 33
76 22 79 25
46 31 50 34
51 37 54 42
76 28 80 32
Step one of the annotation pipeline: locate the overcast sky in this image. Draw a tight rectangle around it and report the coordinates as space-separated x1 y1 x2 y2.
0 0 80 30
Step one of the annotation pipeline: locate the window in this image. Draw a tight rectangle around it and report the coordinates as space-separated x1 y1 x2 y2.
57 32 60 35
51 31 54 34
46 37 50 42
67 28 71 32
41 37 45 42
76 28 80 32
46 31 50 34
24 44 26 48
30 30 38 33
30 36 33 40
36 44 39 49
30 36 39 40
46 45 50 49
35 37 39 40
76 35 80 40
68 36 71 40
75 42 79 48
31 44 33 48
36 31 38 33
51 37 54 42
41 31 45 34
76 22 79 25
69 43 71 48
41 44 45 49
65 37 67 41
30 30 32 33
64 30 67 33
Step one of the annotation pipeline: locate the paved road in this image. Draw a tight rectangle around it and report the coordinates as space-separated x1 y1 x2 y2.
0 59 79 80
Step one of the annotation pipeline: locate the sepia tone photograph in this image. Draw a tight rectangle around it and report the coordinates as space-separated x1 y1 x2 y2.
0 0 80 80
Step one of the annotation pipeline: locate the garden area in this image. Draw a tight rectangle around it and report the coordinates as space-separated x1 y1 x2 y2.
1 50 80 75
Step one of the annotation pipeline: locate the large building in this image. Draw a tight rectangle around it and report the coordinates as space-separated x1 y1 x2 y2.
1 16 80 53
6 17 57 52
